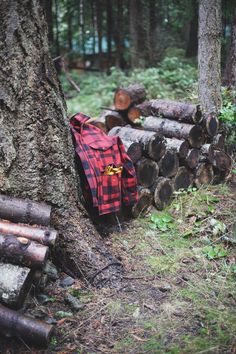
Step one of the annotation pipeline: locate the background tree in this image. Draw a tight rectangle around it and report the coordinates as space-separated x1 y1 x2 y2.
198 0 222 113
223 3 236 87
0 0 121 285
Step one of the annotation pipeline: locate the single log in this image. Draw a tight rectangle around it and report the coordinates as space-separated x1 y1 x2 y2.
0 234 49 268
143 116 204 148
158 151 179 177
90 120 107 134
109 126 166 161
165 138 189 158
0 263 33 309
213 167 230 184
151 177 173 210
172 167 193 191
132 187 153 218
133 99 203 124
184 149 200 169
106 111 126 130
213 151 232 171
0 194 51 226
200 144 215 163
0 303 53 346
0 220 57 246
122 140 143 164
136 158 159 188
127 106 143 122
212 134 225 150
194 163 214 187
203 113 219 136
114 84 146 110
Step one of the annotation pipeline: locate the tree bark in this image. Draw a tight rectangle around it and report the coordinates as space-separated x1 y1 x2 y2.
0 263 33 309
0 0 122 285
198 0 222 113
108 126 166 161
138 99 203 124
143 116 205 148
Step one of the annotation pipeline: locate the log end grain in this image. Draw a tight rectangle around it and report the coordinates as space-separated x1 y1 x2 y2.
194 163 214 188
189 125 205 148
105 113 126 131
136 158 159 188
153 177 173 210
148 135 167 161
204 113 219 137
159 151 179 177
124 141 143 164
128 107 142 122
173 167 193 191
114 89 132 110
213 151 232 171
132 188 153 218
185 149 200 169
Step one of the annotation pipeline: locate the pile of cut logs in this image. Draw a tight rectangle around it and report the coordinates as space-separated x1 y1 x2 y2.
0 194 57 347
93 84 232 217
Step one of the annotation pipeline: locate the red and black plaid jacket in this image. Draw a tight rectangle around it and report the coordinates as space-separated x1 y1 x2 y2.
70 113 138 215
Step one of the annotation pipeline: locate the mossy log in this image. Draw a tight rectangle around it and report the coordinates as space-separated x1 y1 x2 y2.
136 158 159 187
143 116 204 148
0 263 33 309
114 84 146 110
109 126 166 161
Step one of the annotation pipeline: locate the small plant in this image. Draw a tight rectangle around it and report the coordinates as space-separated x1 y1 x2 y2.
150 212 175 231
202 245 228 260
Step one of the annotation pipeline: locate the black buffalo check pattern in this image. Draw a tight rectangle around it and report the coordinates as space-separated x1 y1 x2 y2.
70 113 138 215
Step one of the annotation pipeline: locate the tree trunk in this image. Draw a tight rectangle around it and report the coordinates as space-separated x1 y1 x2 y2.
0 263 33 309
115 0 125 69
186 0 198 58
0 0 121 285
198 0 222 113
43 0 54 47
129 0 143 68
143 116 205 148
223 4 236 87
106 0 112 68
95 0 103 70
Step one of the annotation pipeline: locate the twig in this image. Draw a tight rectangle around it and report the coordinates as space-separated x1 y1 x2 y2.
89 261 122 283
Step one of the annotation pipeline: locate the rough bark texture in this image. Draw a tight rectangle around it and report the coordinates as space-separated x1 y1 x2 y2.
0 263 33 309
143 116 204 148
198 0 222 113
0 0 121 285
140 99 203 124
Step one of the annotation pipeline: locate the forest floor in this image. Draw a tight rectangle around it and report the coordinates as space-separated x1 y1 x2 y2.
1 181 236 354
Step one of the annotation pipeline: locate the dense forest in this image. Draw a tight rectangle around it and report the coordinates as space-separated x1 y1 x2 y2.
0 0 236 353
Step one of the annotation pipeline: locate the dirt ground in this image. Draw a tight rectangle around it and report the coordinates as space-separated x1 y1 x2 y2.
0 182 236 354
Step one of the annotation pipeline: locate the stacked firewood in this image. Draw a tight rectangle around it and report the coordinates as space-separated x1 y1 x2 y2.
94 84 232 217
0 194 57 347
